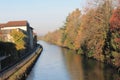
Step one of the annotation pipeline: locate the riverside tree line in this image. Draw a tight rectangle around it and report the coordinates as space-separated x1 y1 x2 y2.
43 0 120 72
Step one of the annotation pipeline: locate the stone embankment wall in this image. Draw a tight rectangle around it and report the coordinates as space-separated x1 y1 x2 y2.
0 45 43 80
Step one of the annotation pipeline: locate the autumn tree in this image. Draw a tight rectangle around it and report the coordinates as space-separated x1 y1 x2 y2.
10 29 27 51
110 8 120 52
44 29 63 46
43 0 120 71
62 9 81 49
109 7 120 67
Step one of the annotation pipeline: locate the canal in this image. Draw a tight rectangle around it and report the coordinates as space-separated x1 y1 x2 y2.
27 40 119 80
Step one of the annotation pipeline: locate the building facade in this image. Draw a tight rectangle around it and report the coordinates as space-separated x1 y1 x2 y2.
0 20 34 49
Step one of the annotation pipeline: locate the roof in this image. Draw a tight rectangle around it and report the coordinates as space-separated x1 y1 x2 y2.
0 23 6 28
5 21 28 27
0 20 34 30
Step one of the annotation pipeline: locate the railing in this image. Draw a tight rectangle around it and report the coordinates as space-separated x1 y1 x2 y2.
0 44 42 80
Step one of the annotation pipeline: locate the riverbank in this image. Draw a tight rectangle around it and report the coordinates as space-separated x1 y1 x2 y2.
43 40 120 74
42 2 120 74
27 41 120 80
65 46 120 74
0 44 43 80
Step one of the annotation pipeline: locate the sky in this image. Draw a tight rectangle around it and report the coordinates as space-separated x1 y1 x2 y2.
0 0 86 36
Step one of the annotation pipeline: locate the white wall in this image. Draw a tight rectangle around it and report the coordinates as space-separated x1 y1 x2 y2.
1 26 27 31
1 25 34 49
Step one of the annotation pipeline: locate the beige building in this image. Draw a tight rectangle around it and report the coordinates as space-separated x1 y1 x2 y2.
0 20 34 49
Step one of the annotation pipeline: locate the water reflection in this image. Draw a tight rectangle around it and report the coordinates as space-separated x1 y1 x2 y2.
61 48 120 80
27 41 70 80
27 41 120 80
61 48 84 80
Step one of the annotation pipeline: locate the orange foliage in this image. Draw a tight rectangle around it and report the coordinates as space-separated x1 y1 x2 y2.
110 8 120 31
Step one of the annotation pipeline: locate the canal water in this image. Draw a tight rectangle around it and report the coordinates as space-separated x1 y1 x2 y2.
27 40 119 80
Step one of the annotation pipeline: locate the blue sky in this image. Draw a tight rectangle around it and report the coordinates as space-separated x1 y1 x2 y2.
0 0 86 35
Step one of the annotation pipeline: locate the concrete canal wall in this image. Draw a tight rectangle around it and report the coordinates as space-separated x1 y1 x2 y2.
0 45 43 80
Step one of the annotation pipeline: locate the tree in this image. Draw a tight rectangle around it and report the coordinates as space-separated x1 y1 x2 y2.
10 29 27 51
109 7 120 67
62 9 81 49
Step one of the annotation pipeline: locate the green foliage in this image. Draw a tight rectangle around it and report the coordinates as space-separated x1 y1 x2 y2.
10 29 27 50
61 32 66 43
112 51 119 58
77 49 83 54
87 51 94 58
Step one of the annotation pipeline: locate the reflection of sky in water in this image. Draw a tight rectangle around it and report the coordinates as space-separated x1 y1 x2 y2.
27 41 70 80
27 41 120 80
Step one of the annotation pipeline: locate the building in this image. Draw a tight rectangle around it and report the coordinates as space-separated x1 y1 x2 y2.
0 21 38 70
0 20 34 49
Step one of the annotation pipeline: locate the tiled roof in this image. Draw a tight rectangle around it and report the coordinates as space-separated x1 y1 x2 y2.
5 21 28 27
0 24 5 28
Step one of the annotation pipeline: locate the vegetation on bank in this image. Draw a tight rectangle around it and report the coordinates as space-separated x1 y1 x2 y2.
7 47 42 80
0 29 26 69
43 0 120 72
0 29 37 70
0 42 18 68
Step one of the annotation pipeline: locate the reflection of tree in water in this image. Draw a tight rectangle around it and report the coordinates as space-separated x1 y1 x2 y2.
61 48 120 80
103 64 120 80
61 48 84 80
82 57 120 80
82 56 120 80
82 57 104 80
